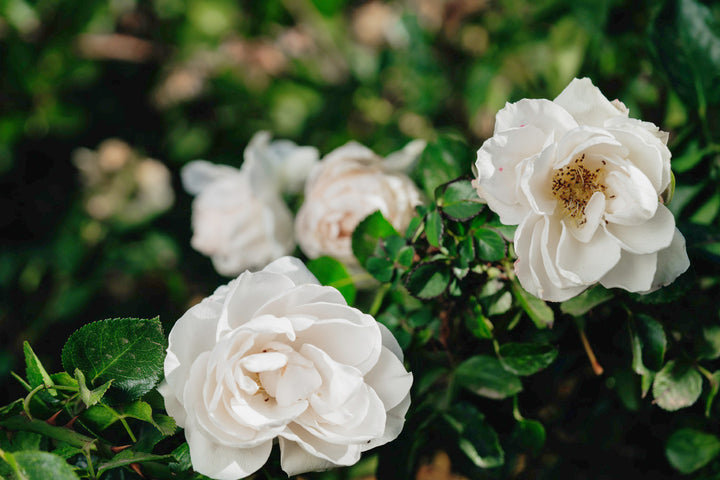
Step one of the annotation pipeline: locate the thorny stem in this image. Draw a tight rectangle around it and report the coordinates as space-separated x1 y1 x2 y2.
576 321 604 376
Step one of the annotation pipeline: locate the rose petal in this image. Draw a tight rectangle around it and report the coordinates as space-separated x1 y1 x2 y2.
600 251 657 292
157 381 186 428
566 191 605 243
494 98 578 136
648 228 690 291
605 204 675 254
186 421 272 480
263 256 322 287
364 346 413 411
604 165 658 226
279 432 360 475
378 322 404 361
553 77 626 127
556 224 621 284
363 392 411 451
241 352 288 373
181 160 240 196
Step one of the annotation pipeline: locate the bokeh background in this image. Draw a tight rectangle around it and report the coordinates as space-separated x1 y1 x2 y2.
2 0 720 478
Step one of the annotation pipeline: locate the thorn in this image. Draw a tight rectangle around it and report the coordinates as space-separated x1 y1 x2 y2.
130 463 145 478
111 445 132 453
46 410 62 426
63 416 79 429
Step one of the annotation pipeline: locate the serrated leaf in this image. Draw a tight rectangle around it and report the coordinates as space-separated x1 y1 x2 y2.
351 211 399 267
307 256 357 304
61 317 166 402
560 285 614 316
474 228 505 262
652 360 703 411
666 428 720 474
498 343 558 376
437 179 484 221
455 355 522 399
23 342 56 397
2 451 80 480
425 208 443 247
511 280 554 329
404 262 451 299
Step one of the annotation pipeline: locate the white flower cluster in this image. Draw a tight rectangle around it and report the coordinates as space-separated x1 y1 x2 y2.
182 133 424 276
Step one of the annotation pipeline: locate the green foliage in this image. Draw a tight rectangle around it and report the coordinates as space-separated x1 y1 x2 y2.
0 450 80 480
666 428 720 474
307 256 357 304
61 318 167 402
652 360 703 411
455 355 523 400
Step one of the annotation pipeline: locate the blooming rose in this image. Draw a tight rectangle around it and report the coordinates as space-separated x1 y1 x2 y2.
160 256 413 479
182 132 319 276
295 140 425 265
474 78 689 302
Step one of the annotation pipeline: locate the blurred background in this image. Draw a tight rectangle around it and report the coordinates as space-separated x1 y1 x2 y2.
1 0 719 478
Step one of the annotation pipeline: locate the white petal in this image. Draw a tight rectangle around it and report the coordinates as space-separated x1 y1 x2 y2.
383 139 427 173
605 204 675 254
648 229 690 291
186 422 272 480
254 285 348 320
279 434 357 476
272 353 322 407
241 352 288 373
600 251 657 292
557 224 621 284
263 256 321 287
553 78 626 127
363 392 411 451
157 381 186 428
567 192 605 243
165 299 222 401
378 322 404 361
494 98 578 136
604 165 658 225
364 347 413 411
519 145 556 215
554 126 627 168
181 160 239 196
216 271 295 337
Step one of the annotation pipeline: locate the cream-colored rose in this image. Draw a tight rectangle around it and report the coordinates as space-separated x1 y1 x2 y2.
474 78 689 302
160 257 412 479
296 140 424 265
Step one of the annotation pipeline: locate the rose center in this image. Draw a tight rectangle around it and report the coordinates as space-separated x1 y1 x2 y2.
551 154 607 226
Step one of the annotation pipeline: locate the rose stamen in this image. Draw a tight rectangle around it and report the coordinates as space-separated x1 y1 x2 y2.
551 154 607 227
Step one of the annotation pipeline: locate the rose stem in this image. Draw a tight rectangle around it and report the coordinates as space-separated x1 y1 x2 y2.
577 323 604 376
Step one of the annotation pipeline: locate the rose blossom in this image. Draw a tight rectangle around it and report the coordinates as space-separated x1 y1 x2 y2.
474 77 689 302
295 140 425 265
159 256 413 479
182 132 319 276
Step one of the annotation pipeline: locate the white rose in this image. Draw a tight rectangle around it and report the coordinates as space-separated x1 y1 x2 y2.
182 161 294 276
160 256 413 479
296 140 425 264
474 77 690 302
182 132 319 276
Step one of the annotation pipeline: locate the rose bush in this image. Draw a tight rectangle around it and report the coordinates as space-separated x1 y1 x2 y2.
474 77 689 301
160 256 413 479
182 132 318 275
296 140 424 265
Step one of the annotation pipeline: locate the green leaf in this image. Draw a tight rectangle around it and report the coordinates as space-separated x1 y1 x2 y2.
649 0 720 108
511 280 554 329
0 417 95 451
444 403 504 469
351 211 399 267
171 443 192 471
425 208 443 247
498 343 558 376
1 451 80 480
559 285 614 316
512 419 546 455
474 228 506 262
97 450 173 477
414 136 471 196
666 428 720 474
61 317 167 402
437 179 484 221
633 315 667 372
455 355 522 399
404 262 451 299
82 404 121 431
23 342 56 397
698 325 720 360
307 256 357 305
705 371 720 417
652 360 703 411
74 369 112 408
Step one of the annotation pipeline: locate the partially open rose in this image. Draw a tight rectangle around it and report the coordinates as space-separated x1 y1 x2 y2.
474 78 689 301
295 140 424 265
160 257 413 479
